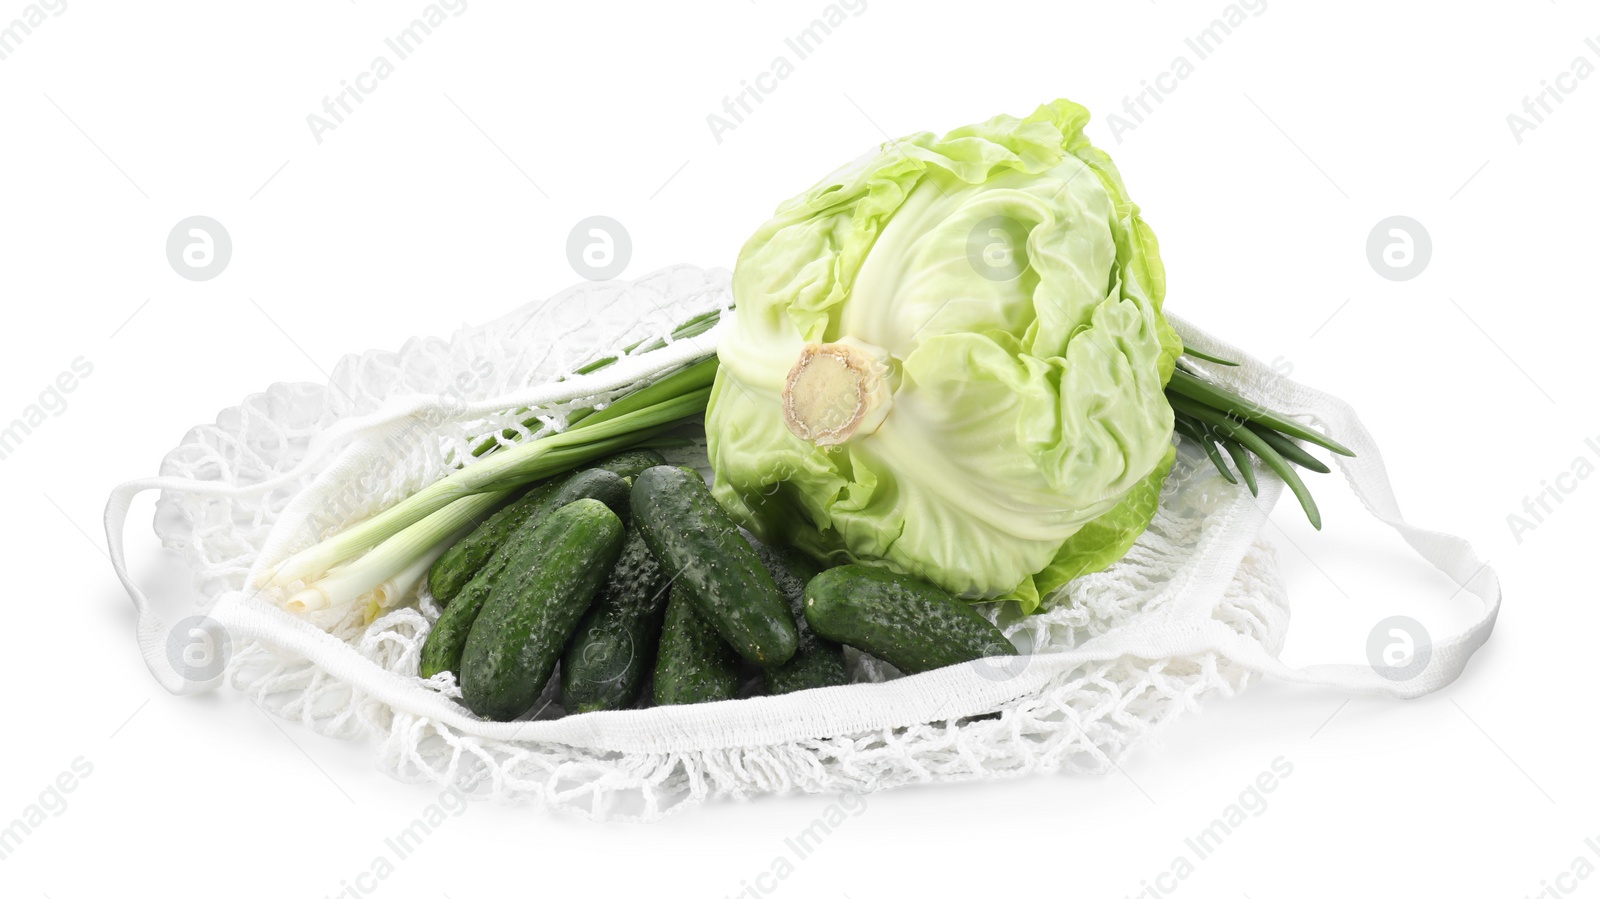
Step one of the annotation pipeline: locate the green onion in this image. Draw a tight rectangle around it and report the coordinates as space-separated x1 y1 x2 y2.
1169 348 1351 526
1167 368 1355 457
1178 346 1239 367
284 491 506 613
471 313 723 458
1218 434 1259 496
353 513 481 624
1246 422 1332 474
266 365 712 591
1174 416 1237 485
1169 393 1323 530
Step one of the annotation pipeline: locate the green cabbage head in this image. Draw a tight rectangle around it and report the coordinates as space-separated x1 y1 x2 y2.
706 99 1181 612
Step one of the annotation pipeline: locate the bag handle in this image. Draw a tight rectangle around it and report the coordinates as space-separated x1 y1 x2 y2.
1168 315 1500 699
105 475 257 694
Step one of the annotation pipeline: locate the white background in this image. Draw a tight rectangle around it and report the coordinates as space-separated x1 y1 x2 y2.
2 1 1595 897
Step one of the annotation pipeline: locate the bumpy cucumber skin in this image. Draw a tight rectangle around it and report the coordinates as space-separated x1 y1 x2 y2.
756 545 848 695
425 449 657 605
419 551 512 679
427 482 554 605
652 583 740 705
419 468 635 677
459 500 625 721
803 565 1017 674
631 466 798 667
560 528 672 713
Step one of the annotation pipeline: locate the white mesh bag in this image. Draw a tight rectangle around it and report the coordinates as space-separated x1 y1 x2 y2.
105 264 1500 821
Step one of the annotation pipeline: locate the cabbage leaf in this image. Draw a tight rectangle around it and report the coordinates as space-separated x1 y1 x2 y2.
707 99 1181 610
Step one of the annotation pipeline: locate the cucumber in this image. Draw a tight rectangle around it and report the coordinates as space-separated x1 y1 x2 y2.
755 545 848 695
426 450 661 604
459 499 625 721
803 564 1016 674
419 553 510 679
589 448 669 481
560 528 672 712
418 469 633 678
426 482 551 606
550 468 632 523
631 466 797 667
652 582 740 705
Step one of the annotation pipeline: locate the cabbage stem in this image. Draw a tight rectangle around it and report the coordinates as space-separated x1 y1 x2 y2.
781 342 893 446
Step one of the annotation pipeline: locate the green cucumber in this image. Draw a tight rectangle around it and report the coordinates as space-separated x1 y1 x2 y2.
418 468 633 678
419 553 510 680
550 468 632 522
803 565 1016 674
459 499 625 721
755 545 848 695
652 582 740 705
589 448 669 480
426 482 551 606
631 466 797 667
560 528 673 713
426 450 661 604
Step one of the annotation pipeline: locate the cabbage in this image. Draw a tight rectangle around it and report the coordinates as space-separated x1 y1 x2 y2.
705 99 1182 612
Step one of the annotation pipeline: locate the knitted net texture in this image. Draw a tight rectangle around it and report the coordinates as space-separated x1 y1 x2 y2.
150 265 1289 820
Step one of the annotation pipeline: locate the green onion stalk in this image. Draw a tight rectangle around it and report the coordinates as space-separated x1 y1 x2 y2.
266 327 720 610
269 306 1350 615
1166 359 1353 529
